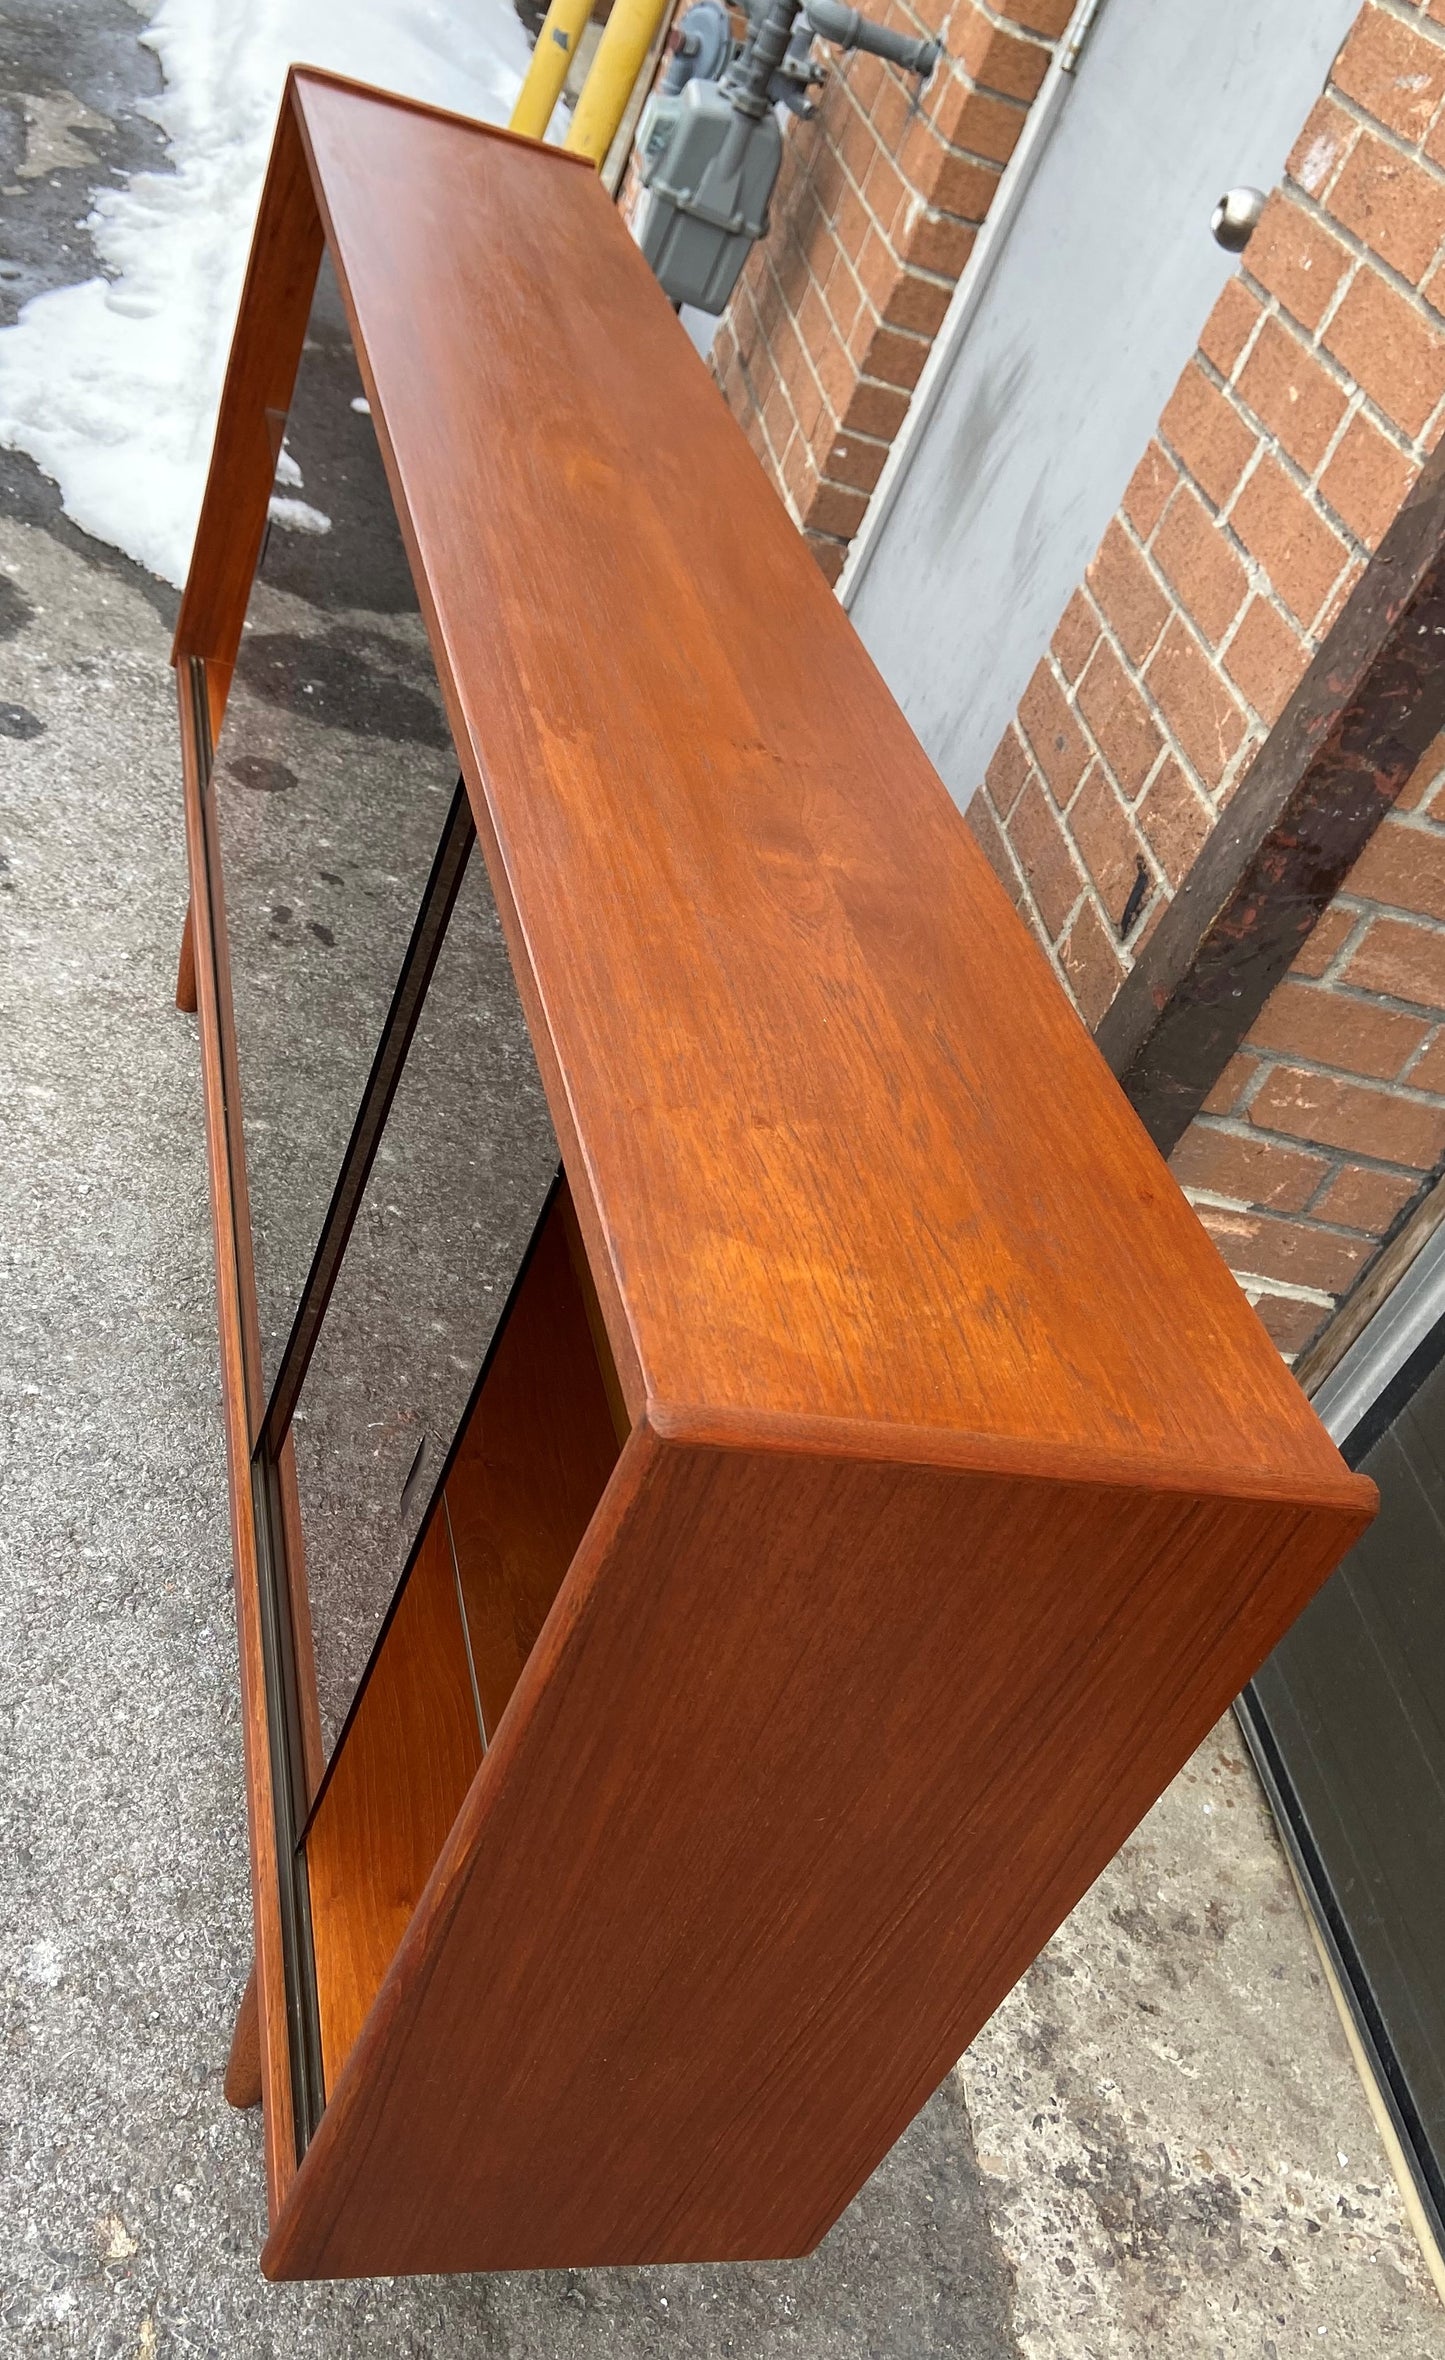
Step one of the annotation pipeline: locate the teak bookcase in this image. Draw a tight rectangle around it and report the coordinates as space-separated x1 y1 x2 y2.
172 69 1376 2280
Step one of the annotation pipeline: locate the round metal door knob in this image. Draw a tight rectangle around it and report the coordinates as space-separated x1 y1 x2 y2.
1212 186 1266 252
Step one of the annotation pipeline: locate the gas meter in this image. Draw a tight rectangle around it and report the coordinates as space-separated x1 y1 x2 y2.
635 0 941 315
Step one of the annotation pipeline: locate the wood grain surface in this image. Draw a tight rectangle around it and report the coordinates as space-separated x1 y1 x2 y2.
305 1508 482 2092
446 1187 622 1739
175 664 300 2212
224 1967 263 2110
168 72 1378 2277
283 71 1357 1508
266 1420 1369 2275
303 1183 621 2086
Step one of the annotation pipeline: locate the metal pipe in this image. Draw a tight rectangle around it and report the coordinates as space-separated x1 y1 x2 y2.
803 0 939 77
509 0 594 140
723 0 803 119
566 0 675 163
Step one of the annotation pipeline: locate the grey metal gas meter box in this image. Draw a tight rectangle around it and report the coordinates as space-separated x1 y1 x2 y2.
636 83 782 313
636 0 940 315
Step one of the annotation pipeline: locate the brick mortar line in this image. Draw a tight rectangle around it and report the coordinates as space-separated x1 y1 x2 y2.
1056 707 1174 928
903 186 1011 236
771 80 1005 366
938 75 1034 125
1308 78 1445 195
986 767 1115 991
1379 803 1445 844
1402 1036 1445 1081
1182 1182 1392 1246
960 0 1060 57
980 784 1099 1003
1191 1103 1433 1180
760 242 853 480
1138 416 1360 764
1226 1269 1338 1308
1053 624 1174 809
1013 687 1156 966
829 50 1024 182
1362 0 1445 57
1128 428 1297 676
1221 281 1423 486
905 34 1038 118
1256 1021 1445 1090
1004 658 1204 971
1186 349 1372 624
736 343 802 522
1274 174 1445 342
1072 502 1273 814
754 369 807 505
1215 275 1273 391
1062 574 1232 833
790 96 954 354
1297 1156 1413 1224
1235 241 1359 377
1218 1034 1445 1110
818 238 875 370
1283 969 1445 1027
1310 898 1445 985
775 98 896 341
786 238 858 445
1111 462 1343 749
823 71 956 240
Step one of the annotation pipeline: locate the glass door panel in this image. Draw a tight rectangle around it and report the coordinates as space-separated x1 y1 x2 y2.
300 1177 625 2093
209 256 460 1395
286 849 557 1756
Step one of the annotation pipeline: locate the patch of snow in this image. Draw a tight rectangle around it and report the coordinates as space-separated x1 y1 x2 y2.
273 442 302 486
267 494 331 533
0 0 534 585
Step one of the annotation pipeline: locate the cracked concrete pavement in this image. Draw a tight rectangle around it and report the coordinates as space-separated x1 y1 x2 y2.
3 4 1445 2352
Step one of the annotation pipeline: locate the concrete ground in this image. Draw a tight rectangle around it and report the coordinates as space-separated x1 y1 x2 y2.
4 6 1445 2354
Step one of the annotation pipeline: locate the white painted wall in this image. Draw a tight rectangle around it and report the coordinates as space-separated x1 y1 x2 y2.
843 0 1361 810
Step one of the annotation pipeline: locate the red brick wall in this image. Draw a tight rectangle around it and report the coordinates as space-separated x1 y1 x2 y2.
1173 734 1445 1357
708 0 1068 582
968 0 1445 1359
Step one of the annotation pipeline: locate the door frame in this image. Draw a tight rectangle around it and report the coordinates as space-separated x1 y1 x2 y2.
836 0 1107 610
1238 1223 1445 2267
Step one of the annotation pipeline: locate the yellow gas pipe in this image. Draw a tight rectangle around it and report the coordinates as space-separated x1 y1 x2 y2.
564 0 674 165
509 0 594 141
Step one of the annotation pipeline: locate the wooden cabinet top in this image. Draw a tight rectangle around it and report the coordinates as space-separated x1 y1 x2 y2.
179 71 1362 1516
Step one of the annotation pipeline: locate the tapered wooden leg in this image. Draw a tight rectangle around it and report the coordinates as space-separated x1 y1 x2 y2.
224 1966 262 2109
175 899 198 1014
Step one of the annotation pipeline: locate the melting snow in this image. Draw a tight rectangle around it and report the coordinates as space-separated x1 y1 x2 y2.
0 0 534 585
267 493 331 533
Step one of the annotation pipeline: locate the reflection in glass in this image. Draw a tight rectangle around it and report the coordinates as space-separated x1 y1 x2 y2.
207 257 560 1759
211 257 460 1393
289 854 557 1754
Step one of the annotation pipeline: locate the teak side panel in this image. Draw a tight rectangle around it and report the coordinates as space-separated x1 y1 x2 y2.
263 1427 1367 2277
285 75 1354 1506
